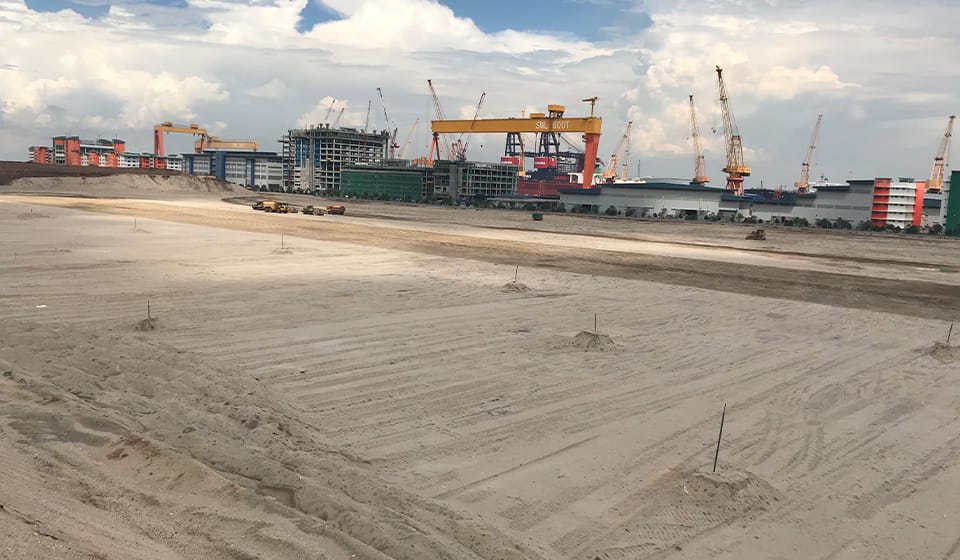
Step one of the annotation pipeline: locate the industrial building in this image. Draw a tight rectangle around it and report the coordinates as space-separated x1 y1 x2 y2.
558 177 939 227
181 151 283 191
945 172 959 234
432 160 518 202
281 126 390 193
30 136 185 169
340 162 434 201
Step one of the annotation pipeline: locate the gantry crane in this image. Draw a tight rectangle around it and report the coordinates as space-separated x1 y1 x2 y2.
928 115 956 193
689 95 709 185
603 120 632 181
153 122 257 155
431 101 603 189
715 66 751 194
376 88 400 158
399 117 420 159
453 91 486 161
795 114 823 193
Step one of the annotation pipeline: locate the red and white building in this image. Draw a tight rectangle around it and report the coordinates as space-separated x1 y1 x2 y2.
870 177 926 229
29 135 182 170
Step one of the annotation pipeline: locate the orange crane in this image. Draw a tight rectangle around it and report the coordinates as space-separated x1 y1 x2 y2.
427 79 454 160
195 136 258 152
689 95 709 185
795 114 823 193
928 115 956 193
154 122 257 155
603 120 632 181
431 99 602 190
715 66 751 194
153 122 204 156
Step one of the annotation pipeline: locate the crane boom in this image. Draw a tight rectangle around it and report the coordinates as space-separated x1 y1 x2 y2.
333 107 345 127
928 115 956 193
427 79 454 162
455 91 486 161
689 95 709 184
363 100 371 132
603 121 632 181
716 66 751 194
795 114 823 193
376 88 400 158
399 118 420 158
153 122 206 156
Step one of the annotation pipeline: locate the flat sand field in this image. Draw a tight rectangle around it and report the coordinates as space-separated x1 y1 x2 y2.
2 175 960 560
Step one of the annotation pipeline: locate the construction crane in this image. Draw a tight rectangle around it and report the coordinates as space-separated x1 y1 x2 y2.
376 87 401 158
363 100 371 132
153 122 257 155
603 120 632 181
928 115 956 193
427 79 454 160
452 91 486 161
794 114 823 193
689 95 709 185
431 102 602 189
332 107 345 127
399 117 420 158
715 66 751 194
194 136 258 152
323 98 337 123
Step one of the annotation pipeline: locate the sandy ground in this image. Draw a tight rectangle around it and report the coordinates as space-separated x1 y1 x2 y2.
2 176 960 559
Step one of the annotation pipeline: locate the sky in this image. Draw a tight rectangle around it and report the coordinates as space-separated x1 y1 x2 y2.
1 0 958 187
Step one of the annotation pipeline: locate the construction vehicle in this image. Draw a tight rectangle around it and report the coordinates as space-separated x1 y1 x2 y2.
326 205 346 215
795 114 823 193
259 200 293 214
301 205 325 216
689 95 709 184
928 115 955 194
251 200 264 210
715 66 751 194
745 228 766 240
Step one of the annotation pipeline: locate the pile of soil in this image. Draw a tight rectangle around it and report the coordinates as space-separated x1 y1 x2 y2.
572 330 615 351
927 341 960 363
678 469 782 510
135 317 161 331
501 281 530 293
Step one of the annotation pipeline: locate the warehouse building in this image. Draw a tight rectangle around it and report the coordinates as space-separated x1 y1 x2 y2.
281 125 390 193
433 160 518 203
181 151 283 191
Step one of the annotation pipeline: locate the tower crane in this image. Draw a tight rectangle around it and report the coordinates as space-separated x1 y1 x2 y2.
715 66 751 194
332 107 345 127
795 114 822 193
323 98 337 123
363 100 371 132
399 117 420 159
427 79 454 161
689 95 709 184
452 91 486 161
376 87 401 158
928 115 956 194
603 121 632 181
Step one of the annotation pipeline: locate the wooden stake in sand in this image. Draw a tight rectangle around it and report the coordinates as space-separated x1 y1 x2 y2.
514 265 519 283
147 299 151 320
713 403 726 473
948 321 955 344
594 313 598 334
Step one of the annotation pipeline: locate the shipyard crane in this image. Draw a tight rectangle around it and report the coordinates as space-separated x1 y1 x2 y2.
794 114 823 193
928 115 956 193
376 88 401 158
689 95 709 184
603 121 632 181
399 117 420 158
427 79 455 160
195 136 258 152
452 91 486 161
715 66 751 194
153 122 205 156
431 102 603 189
154 122 259 155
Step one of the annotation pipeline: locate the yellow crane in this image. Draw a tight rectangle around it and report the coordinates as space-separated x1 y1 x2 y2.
689 94 709 184
603 120 632 181
431 101 602 190
928 115 956 193
154 122 257 155
398 117 420 159
153 122 204 156
715 66 751 194
795 114 823 193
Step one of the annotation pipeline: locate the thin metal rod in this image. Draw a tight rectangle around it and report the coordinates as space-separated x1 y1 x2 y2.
713 403 726 473
949 321 954 344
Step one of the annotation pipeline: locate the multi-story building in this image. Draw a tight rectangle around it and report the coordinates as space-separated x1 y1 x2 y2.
870 177 925 229
281 125 390 193
29 135 183 169
341 162 435 201
432 160 519 202
181 151 283 191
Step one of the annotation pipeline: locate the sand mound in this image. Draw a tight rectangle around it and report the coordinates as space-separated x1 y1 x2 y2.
501 281 530 293
272 247 294 255
926 341 960 363
572 330 616 351
678 469 781 509
135 317 161 331
3 174 234 199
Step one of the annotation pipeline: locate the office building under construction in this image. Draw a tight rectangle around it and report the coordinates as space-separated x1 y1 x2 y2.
281 125 390 193
432 160 518 202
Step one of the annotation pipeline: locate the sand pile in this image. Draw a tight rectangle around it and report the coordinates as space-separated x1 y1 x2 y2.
2 174 235 199
134 317 161 331
678 469 781 510
501 280 530 293
926 341 960 363
572 330 616 351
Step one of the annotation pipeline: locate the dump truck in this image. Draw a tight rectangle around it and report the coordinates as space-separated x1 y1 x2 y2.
326 205 346 215
301 205 325 216
745 228 766 240
261 200 293 214
251 200 264 210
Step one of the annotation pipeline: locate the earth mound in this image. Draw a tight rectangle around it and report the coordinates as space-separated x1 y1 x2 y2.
572 330 615 351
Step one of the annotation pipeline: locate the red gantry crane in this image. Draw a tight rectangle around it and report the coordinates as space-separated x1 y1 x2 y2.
795 114 823 193
928 115 956 194
715 66 751 194
689 94 709 185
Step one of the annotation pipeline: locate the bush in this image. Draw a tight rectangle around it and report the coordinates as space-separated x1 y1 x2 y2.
884 223 901 233
556 203 566 213
856 220 872 231
816 218 834 229
834 217 852 230
929 223 944 235
904 225 920 234
625 207 636 217
605 205 619 216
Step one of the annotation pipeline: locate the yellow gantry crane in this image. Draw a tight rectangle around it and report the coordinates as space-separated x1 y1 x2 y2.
715 66 751 194
689 94 709 185
603 120 632 181
431 100 603 189
795 114 823 193
153 122 257 155
928 115 955 193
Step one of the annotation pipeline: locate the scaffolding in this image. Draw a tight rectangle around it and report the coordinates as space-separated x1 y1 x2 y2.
280 125 390 193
